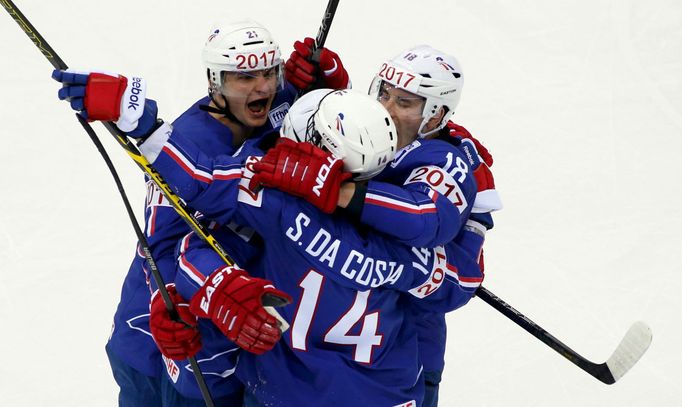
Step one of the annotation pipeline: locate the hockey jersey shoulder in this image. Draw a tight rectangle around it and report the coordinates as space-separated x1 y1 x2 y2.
171 96 237 155
386 137 470 175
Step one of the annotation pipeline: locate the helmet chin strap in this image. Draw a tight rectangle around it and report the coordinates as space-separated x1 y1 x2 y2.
418 115 445 138
417 106 451 138
200 91 245 126
200 71 245 126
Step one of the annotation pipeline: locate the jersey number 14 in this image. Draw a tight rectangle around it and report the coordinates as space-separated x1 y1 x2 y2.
290 270 383 364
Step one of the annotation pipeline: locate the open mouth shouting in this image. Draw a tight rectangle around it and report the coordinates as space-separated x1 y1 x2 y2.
247 97 271 119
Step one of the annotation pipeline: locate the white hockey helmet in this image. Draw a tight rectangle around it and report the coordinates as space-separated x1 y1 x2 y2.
369 45 464 137
281 89 397 180
202 19 283 93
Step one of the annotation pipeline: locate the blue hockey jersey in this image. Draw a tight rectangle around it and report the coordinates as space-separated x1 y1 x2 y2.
344 128 498 374
171 163 483 406
362 135 477 247
107 86 295 392
140 114 494 390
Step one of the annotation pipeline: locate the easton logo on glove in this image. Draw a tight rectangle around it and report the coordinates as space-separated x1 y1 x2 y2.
189 266 292 355
197 266 229 314
250 139 351 213
312 155 342 197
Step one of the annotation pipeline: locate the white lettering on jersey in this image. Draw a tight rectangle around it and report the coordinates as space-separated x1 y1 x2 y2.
305 228 340 268
339 250 404 288
443 151 469 183
286 213 310 242
292 271 383 364
289 212 405 288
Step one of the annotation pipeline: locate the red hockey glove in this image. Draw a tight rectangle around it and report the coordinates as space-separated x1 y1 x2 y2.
285 37 350 91
251 139 352 213
52 69 155 136
149 284 202 360
447 121 493 167
189 266 292 355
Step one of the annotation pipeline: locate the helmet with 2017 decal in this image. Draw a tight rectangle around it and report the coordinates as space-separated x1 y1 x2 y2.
369 45 464 137
202 20 284 93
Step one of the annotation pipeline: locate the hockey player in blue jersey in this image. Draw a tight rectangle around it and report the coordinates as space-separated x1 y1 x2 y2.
53 32 488 404
141 89 484 406
258 44 503 406
52 19 349 406
108 19 292 405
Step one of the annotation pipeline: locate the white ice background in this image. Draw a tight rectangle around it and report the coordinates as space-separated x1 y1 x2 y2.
1 1 681 405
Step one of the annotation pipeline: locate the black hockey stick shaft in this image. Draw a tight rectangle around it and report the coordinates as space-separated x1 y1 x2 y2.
307 0 341 92
312 0 340 52
2 2 284 312
2 0 241 271
75 116 216 404
2 1 215 405
476 287 617 384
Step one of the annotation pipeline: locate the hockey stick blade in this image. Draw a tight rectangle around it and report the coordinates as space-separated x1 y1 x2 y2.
602 321 652 383
477 287 652 384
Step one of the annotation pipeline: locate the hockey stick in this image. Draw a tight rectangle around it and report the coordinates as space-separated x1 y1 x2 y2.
312 0 340 52
476 287 652 384
73 116 216 406
1 3 290 307
304 0 341 91
2 1 220 405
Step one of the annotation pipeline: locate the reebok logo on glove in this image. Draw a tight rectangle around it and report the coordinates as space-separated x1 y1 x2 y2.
312 156 341 197
125 77 144 111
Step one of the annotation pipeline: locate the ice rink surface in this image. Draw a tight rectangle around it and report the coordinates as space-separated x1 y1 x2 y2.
1 0 681 405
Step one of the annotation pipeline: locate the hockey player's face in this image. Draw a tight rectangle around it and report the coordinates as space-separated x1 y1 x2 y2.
376 83 425 148
222 68 279 127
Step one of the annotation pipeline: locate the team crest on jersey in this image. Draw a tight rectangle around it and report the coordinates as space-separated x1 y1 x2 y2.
268 102 290 128
390 140 422 168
